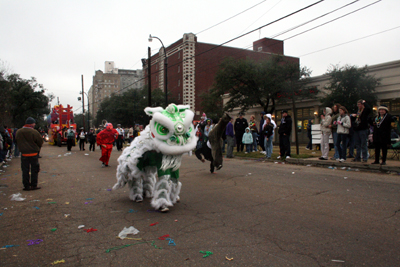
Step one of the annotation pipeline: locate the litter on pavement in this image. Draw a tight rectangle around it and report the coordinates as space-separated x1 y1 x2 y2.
2 245 19 248
199 251 213 258
158 234 170 240
118 226 139 239
165 238 176 246
51 259 65 265
10 193 25 201
27 239 43 245
83 228 97 233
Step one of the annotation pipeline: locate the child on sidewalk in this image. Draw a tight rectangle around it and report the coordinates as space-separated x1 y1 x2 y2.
242 127 253 154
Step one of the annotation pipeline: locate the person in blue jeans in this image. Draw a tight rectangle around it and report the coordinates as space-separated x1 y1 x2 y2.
263 117 274 159
242 127 253 153
351 100 371 162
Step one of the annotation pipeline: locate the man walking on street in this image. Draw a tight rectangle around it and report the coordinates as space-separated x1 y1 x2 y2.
277 110 292 160
116 124 124 151
15 117 43 191
66 126 75 151
97 123 118 167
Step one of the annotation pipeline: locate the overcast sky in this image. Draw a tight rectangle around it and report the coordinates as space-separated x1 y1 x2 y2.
1 0 399 114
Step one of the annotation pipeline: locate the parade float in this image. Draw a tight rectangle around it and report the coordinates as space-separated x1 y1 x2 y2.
47 104 76 146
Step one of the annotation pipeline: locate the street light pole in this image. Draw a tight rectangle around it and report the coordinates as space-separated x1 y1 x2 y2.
81 75 85 130
149 34 168 107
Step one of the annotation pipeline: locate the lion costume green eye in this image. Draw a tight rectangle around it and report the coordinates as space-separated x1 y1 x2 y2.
155 122 169 135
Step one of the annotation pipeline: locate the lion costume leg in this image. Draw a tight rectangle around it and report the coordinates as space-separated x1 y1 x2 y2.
143 166 157 198
128 177 143 203
170 177 182 204
151 175 173 211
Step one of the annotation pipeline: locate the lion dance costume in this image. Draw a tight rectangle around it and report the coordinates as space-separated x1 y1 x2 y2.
97 123 118 167
113 104 197 212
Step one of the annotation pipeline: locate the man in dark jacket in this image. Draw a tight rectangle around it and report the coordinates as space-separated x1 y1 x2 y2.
226 118 235 158
15 117 44 191
277 110 292 159
234 113 248 152
351 100 371 162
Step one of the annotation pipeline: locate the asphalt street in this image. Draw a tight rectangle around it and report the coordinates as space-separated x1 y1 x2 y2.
1 143 399 266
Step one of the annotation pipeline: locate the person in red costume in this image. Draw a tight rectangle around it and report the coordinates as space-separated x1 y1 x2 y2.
96 123 118 167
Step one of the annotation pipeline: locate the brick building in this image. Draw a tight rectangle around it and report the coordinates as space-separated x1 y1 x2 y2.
144 33 298 117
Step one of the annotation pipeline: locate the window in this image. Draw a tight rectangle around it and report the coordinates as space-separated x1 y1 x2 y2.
178 80 180 86
156 76 158 82
392 102 400 112
178 65 180 73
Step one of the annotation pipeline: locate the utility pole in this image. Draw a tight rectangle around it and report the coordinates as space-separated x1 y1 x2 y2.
81 75 85 130
148 47 151 107
164 49 168 107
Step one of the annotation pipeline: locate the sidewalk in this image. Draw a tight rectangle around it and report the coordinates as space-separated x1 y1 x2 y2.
285 157 400 173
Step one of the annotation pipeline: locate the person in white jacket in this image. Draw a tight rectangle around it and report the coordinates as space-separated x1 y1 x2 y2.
319 107 332 160
335 106 351 162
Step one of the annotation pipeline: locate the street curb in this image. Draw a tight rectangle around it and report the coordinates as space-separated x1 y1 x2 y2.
285 158 400 174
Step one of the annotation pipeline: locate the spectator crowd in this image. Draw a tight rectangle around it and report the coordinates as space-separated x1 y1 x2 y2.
194 99 398 166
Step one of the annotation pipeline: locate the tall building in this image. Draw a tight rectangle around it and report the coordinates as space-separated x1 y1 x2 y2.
90 62 144 117
119 69 143 93
143 33 298 117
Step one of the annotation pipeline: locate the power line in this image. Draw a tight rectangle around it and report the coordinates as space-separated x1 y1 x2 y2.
284 0 382 41
195 0 268 35
300 25 400 57
270 0 359 39
238 0 285 35
194 0 325 59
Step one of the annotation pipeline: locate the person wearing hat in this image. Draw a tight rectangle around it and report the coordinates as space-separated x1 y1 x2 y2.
78 127 86 151
277 110 292 160
66 126 75 151
116 124 125 151
234 113 248 152
15 117 44 191
371 105 395 165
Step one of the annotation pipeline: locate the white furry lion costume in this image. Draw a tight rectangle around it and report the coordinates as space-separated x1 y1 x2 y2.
113 104 197 212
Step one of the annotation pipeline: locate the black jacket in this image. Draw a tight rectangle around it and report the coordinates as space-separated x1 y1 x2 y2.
234 118 248 133
263 123 274 138
278 115 292 135
87 132 96 143
372 113 394 145
354 102 371 131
